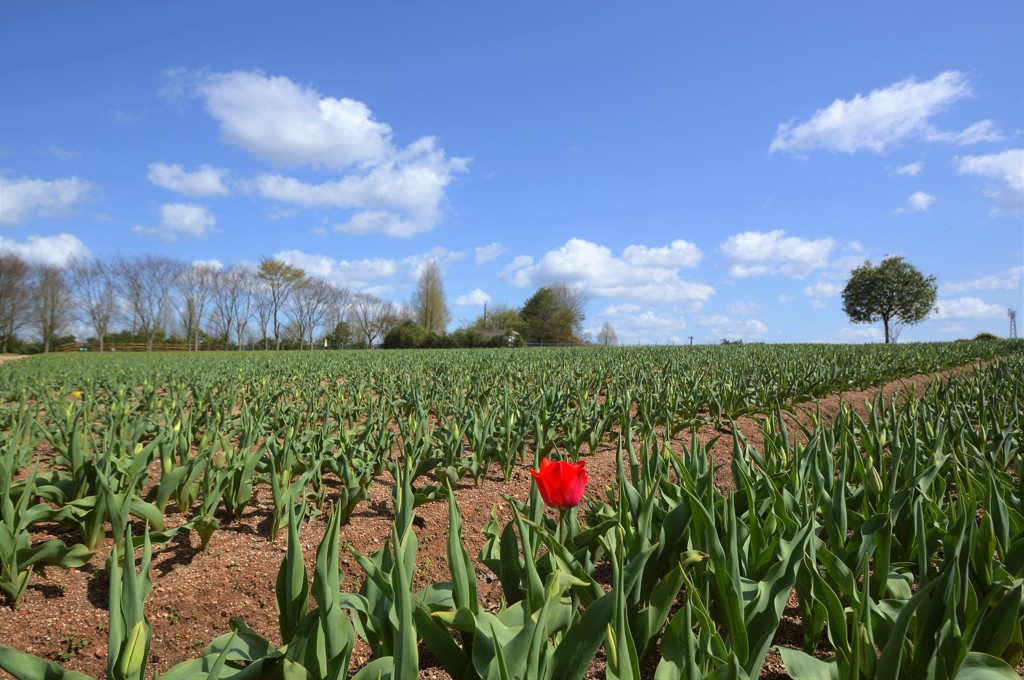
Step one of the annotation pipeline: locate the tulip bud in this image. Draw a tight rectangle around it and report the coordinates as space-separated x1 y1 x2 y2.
867 466 883 495
117 621 149 679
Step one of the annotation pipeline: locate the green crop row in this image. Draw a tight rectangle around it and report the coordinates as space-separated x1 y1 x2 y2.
0 341 1021 678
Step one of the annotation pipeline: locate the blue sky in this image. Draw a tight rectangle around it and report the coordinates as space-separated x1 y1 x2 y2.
1 2 1022 344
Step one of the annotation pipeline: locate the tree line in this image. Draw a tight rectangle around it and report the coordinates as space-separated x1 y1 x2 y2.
0 251 619 353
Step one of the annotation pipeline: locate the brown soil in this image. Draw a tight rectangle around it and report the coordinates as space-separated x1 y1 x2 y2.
0 363 993 679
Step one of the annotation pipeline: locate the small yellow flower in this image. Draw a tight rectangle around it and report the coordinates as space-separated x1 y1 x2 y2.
70 390 83 399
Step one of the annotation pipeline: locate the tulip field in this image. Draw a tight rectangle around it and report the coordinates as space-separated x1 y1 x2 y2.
0 340 1022 679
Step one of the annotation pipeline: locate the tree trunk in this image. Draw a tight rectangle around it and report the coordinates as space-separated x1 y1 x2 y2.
883 317 891 344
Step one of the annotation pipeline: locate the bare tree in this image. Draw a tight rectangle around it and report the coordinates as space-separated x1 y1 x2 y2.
349 292 398 347
68 256 118 352
550 282 587 338
210 264 254 350
0 253 31 353
113 254 185 351
256 258 307 350
411 260 450 334
322 286 352 346
597 321 618 346
178 262 219 350
290 278 344 349
252 280 273 350
31 264 73 353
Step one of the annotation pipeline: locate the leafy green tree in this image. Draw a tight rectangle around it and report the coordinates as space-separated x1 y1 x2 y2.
383 320 437 349
520 286 584 344
256 258 307 350
412 260 450 335
841 256 937 344
468 303 523 335
328 320 353 349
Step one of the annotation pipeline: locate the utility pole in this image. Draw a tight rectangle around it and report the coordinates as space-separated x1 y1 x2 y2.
1010 308 1018 339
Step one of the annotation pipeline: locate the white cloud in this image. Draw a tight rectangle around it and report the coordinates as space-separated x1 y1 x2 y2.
159 66 198 104
770 71 999 154
777 294 794 302
721 229 833 278
192 258 224 271
0 176 97 225
957 149 1023 188
936 120 1003 146
37 145 81 160
698 314 768 341
247 135 467 237
197 70 394 169
475 242 507 264
148 163 231 197
0 233 90 267
944 266 1023 293
501 238 713 307
621 240 702 268
895 162 924 176
333 210 418 238
166 69 470 237
830 253 868 275
267 207 300 220
454 289 492 307
110 107 142 123
601 303 642 317
400 247 466 279
894 190 936 215
933 296 1006 320
276 249 398 291
132 203 218 242
726 300 759 316
274 246 463 294
803 281 844 298
957 149 1024 215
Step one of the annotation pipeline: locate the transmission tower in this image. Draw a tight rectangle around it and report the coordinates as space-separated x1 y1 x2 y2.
1010 308 1018 339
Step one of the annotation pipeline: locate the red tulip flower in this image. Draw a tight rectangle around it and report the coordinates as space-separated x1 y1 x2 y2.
530 458 587 509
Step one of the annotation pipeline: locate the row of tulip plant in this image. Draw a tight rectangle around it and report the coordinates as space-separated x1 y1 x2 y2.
2 341 1018 570
0 341 1021 678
